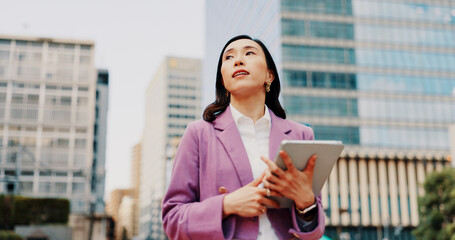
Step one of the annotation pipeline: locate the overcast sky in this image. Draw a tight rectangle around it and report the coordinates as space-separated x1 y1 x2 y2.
0 0 205 199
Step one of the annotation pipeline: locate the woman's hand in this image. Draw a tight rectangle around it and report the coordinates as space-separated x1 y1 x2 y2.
222 172 280 218
260 150 317 210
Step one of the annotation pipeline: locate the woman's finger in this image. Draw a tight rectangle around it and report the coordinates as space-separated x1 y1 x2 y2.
264 169 280 183
303 154 317 177
262 178 284 193
260 197 280 208
260 156 284 176
279 150 297 173
246 171 265 187
269 189 284 197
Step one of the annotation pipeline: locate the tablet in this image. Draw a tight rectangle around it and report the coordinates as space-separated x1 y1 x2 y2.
268 140 344 208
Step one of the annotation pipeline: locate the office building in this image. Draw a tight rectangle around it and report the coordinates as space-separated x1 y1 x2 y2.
205 1 455 239
0 34 103 214
91 69 109 214
139 56 201 239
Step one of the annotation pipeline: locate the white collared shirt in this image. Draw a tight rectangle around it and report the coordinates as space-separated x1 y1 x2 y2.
230 104 278 240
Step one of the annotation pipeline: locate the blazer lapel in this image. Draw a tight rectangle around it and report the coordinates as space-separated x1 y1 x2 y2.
269 109 293 161
213 106 253 186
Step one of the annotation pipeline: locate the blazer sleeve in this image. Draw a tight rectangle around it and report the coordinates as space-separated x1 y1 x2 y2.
162 122 229 240
289 195 325 239
288 125 325 239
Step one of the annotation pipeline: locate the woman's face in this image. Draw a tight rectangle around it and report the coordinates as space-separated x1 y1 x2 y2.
220 39 274 97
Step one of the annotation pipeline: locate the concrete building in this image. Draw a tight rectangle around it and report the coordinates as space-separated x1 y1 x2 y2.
69 213 111 240
106 188 133 240
205 1 455 239
106 188 133 222
130 143 141 238
0 34 103 214
118 195 136 240
139 56 201 239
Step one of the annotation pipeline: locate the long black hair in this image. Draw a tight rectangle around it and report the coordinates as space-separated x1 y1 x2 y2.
203 35 286 122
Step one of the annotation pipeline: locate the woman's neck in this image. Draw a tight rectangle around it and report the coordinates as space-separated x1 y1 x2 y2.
230 94 266 123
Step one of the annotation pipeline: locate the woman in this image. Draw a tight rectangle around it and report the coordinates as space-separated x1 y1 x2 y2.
162 35 325 240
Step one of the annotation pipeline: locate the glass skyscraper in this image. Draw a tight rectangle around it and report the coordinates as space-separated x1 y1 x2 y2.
280 0 455 153
205 1 455 239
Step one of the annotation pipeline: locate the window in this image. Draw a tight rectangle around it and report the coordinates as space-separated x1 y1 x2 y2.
45 85 57 90
80 45 91 51
55 171 67 177
313 125 360 145
283 45 356 65
284 96 358 117
55 182 67 193
27 94 39 104
0 50 9 59
57 139 69 148
40 171 51 176
23 137 36 147
75 139 86 149
38 182 51 192
80 55 90 64
49 43 60 49
16 40 28 46
19 182 33 193
11 94 24 104
42 127 54 132
5 170 15 176
58 128 70 133
21 171 34 176
0 39 11 45
64 44 74 49
77 97 88 106
61 96 72 105
0 93 7 103
168 114 196 119
76 128 87 133
72 182 85 193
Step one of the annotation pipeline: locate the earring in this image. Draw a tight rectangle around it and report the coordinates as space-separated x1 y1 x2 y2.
265 80 271 93
226 90 230 97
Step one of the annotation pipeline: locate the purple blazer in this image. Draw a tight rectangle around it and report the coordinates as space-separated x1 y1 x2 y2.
162 106 325 240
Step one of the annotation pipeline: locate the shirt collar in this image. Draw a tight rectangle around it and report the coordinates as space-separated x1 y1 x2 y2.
230 103 271 126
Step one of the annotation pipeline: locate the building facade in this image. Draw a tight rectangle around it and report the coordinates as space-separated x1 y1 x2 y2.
106 188 133 223
92 69 109 214
0 34 102 214
205 0 455 239
130 143 141 238
139 56 201 239
118 195 136 240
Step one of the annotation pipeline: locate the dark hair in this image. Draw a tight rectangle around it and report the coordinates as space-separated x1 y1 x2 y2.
203 35 286 122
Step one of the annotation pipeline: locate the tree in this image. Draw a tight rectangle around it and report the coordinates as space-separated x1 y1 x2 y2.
413 168 455 240
0 231 24 240
0 195 14 230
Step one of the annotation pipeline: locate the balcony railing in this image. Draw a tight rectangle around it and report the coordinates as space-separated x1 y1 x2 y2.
9 104 39 121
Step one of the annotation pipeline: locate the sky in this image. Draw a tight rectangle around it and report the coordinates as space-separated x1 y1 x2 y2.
0 0 205 199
